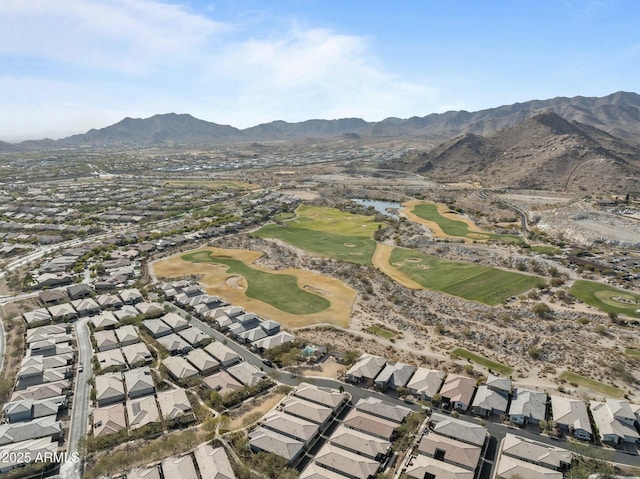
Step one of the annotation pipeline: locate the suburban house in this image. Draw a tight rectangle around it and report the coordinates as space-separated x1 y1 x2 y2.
294 382 348 412
471 384 509 418
96 293 123 310
95 349 127 372
157 333 192 356
0 437 59 474
495 433 571 479
23 308 53 327
406 368 446 401
204 341 241 367
373 362 416 391
252 331 295 352
95 372 125 406
126 395 161 430
119 288 143 305
439 374 477 411
590 399 640 445
11 380 70 402
0 415 62 446
48 303 78 322
508 388 547 425
280 396 333 428
156 388 194 425
66 283 93 300
123 367 155 399
94 330 119 352
2 395 66 423
121 342 153 368
142 318 172 338
329 425 392 462
115 305 140 322
550 396 593 440
262 410 320 446
127 466 161 479
354 397 412 424
177 326 210 347
405 454 474 479
114 325 140 346
192 443 236 479
135 302 165 316
92 311 120 330
417 431 483 477
185 348 220 375
249 427 305 465
429 413 489 449
92 403 127 438
313 443 380 479
160 312 189 332
226 362 266 387
346 354 386 387
203 371 243 396
38 289 68 306
342 409 398 441
162 356 198 381
161 455 198 479
71 297 101 316
260 319 281 335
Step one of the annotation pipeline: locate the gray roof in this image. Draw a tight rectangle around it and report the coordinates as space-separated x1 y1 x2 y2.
374 362 416 388
509 388 547 421
249 427 304 462
193 443 236 479
471 385 508 413
0 415 62 446
346 353 386 381
354 397 411 423
430 412 488 447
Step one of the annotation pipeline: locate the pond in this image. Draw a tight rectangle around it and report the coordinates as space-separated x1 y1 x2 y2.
351 198 402 219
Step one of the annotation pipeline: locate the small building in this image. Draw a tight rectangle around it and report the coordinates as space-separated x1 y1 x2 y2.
123 367 155 399
471 384 509 418
23 308 53 327
161 455 198 479
294 382 348 412
114 324 140 346
48 303 78 322
96 293 123 310
590 399 640 444
205 341 241 367
252 331 295 352
203 371 244 396
185 348 220 375
142 318 172 338
126 395 161 430
157 333 192 355
94 330 119 352
227 362 266 387
313 443 380 479
249 427 304 465
160 312 189 332
342 409 398 441
162 356 198 381
95 372 125 406
119 288 143 305
192 443 236 479
177 326 210 347
354 397 411 424
329 425 392 462
92 311 119 330
429 412 489 448
66 283 93 300
157 388 194 425
71 297 101 316
373 362 416 391
439 374 476 411
406 368 446 401
550 395 593 440
121 342 153 368
508 388 547 425
346 354 386 387
93 403 127 438
0 415 62 446
95 348 127 372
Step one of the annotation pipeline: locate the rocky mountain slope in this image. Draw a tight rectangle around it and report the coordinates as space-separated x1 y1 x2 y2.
2 91 640 149
389 112 640 193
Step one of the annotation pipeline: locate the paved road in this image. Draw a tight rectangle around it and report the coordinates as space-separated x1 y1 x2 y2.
60 317 93 479
479 189 529 232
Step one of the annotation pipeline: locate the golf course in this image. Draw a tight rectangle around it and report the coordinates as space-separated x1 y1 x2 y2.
403 200 522 243
151 247 356 327
571 280 640 318
254 204 381 265
382 246 544 305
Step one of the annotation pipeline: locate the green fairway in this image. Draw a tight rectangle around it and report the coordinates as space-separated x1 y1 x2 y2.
254 205 381 265
559 371 623 398
389 247 544 305
625 348 640 358
570 280 640 318
530 245 562 255
366 324 396 340
451 348 513 375
182 250 330 315
410 202 522 243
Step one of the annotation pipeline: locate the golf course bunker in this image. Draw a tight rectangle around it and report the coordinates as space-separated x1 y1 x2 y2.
225 275 246 290
405 257 422 263
152 247 356 328
418 264 431 270
343 243 357 247
304 285 328 296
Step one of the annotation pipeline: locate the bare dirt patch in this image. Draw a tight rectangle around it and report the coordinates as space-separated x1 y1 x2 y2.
152 247 356 328
227 391 285 431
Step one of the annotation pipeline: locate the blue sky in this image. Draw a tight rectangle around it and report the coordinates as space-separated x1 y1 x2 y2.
1 0 638 141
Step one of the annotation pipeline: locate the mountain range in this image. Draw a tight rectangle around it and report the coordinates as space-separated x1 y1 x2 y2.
389 111 640 192
2 91 640 150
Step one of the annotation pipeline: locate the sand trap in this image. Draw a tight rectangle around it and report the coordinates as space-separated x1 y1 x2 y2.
304 285 328 296
392 262 405 267
225 275 246 290
343 243 357 247
418 264 431 270
349 252 363 256
405 257 422 263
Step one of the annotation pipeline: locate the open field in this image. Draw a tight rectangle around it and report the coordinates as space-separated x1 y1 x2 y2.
625 348 640 358
366 324 397 340
151 247 356 328
402 200 522 243
570 280 640 318
387 247 544 305
254 204 381 265
559 371 624 398
165 179 256 189
451 348 514 375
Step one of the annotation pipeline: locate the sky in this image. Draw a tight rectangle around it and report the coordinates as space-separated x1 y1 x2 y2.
1 0 638 141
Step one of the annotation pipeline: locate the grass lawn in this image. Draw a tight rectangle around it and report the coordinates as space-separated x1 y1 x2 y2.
182 250 330 315
410 202 522 243
389 247 544 305
570 280 640 318
366 325 396 340
451 348 513 375
254 205 381 265
530 245 563 255
559 371 623 398
625 348 640 358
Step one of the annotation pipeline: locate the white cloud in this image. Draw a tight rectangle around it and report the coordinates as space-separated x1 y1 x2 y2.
0 1 443 139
